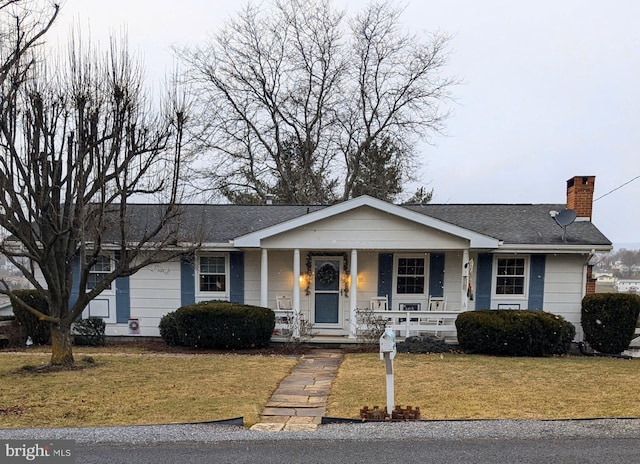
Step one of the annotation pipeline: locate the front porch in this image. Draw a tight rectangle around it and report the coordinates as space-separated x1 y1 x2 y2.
251 246 472 342
229 198 498 343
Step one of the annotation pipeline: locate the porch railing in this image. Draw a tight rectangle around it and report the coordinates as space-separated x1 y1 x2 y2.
273 309 295 336
273 308 462 340
357 309 461 339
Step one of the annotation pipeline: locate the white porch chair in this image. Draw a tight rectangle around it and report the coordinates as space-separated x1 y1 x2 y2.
427 296 447 311
276 295 292 310
369 296 389 311
274 295 293 335
425 296 447 336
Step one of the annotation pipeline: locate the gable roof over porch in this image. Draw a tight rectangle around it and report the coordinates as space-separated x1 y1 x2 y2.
233 196 500 249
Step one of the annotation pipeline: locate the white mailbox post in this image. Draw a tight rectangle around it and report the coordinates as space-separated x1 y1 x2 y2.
379 328 397 416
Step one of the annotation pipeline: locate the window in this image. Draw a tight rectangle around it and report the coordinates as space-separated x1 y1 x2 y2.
200 256 226 292
87 255 112 290
495 257 525 295
396 257 425 294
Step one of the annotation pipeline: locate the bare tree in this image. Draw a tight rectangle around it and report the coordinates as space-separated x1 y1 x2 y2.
0 4 198 365
180 0 454 204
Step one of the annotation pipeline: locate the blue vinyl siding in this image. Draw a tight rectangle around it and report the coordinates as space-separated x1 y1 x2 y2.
475 253 493 309
429 253 445 298
229 252 245 304
180 257 196 306
378 253 394 309
528 255 546 310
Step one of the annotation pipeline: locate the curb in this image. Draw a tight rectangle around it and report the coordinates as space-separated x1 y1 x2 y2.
321 415 640 425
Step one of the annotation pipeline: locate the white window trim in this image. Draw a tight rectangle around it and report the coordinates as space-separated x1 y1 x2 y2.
491 255 529 302
87 253 115 293
196 253 230 300
83 252 115 322
392 253 430 310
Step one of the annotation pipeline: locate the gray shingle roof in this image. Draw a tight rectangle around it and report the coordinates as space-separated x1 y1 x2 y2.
404 203 611 246
123 201 611 247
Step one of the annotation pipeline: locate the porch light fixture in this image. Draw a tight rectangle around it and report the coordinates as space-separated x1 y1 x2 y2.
343 273 351 297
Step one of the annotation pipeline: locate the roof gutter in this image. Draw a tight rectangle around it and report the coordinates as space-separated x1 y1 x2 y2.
493 243 612 254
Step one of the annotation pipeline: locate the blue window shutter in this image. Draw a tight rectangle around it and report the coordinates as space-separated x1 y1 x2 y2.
180 257 196 306
69 254 81 310
528 255 546 310
229 252 245 304
429 253 445 298
475 253 493 309
378 253 394 309
115 275 131 323
114 251 130 323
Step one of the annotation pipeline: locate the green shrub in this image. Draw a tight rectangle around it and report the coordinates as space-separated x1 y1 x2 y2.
73 318 106 346
10 290 50 345
456 309 575 356
159 311 181 346
160 301 275 349
581 293 640 354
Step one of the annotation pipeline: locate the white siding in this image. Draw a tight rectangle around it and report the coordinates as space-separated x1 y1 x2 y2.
117 259 182 337
351 252 380 309
262 206 469 250
543 254 587 340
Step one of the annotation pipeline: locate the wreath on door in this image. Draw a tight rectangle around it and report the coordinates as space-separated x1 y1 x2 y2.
316 262 338 285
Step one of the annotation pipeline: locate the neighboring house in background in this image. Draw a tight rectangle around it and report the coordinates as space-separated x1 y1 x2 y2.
594 273 615 284
614 279 640 294
39 175 611 343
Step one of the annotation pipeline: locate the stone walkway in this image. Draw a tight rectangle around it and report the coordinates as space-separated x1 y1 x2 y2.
250 349 343 432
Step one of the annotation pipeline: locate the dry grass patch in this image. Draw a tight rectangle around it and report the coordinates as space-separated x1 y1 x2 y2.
328 353 640 419
0 352 298 428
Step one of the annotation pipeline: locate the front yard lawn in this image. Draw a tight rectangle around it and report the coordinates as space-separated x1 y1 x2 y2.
328 353 640 420
0 351 298 428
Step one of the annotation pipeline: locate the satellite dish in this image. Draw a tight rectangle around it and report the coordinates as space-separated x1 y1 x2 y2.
553 209 577 241
554 209 577 227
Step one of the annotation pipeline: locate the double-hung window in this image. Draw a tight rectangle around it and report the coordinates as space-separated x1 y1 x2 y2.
396 257 426 295
495 257 526 295
87 255 112 290
199 256 226 293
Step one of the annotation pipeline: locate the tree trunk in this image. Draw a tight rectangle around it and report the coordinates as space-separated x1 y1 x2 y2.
50 322 74 366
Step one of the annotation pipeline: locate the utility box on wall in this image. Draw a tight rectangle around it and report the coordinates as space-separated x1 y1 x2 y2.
128 318 140 335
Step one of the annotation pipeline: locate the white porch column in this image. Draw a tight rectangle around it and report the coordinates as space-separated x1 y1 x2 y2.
293 249 301 338
349 249 358 338
462 249 470 311
260 249 269 308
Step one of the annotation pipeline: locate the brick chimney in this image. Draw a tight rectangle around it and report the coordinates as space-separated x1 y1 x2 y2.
566 176 595 220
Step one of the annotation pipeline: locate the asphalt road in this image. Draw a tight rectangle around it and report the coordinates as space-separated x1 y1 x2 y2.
3 419 640 463
78 437 640 464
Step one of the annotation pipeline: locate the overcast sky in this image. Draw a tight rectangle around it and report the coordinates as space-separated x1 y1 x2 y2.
51 0 640 247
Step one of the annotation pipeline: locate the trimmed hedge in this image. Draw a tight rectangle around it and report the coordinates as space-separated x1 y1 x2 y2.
456 309 575 356
11 289 50 345
159 311 181 346
160 300 275 349
581 293 640 354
